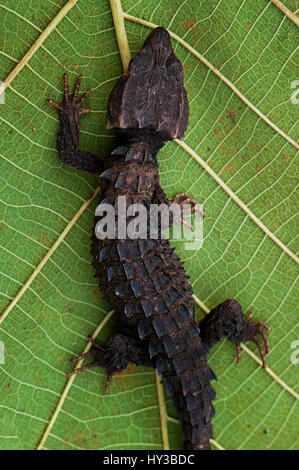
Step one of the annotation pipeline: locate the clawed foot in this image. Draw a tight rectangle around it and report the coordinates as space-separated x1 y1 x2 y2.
66 335 114 393
47 73 91 117
236 313 270 369
171 192 205 229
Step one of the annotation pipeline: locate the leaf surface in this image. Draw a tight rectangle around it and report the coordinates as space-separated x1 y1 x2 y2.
0 0 298 450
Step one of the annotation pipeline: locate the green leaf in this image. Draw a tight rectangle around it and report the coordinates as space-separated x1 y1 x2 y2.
0 0 298 451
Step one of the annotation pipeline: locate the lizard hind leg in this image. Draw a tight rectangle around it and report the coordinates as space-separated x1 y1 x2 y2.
66 334 153 393
199 299 270 368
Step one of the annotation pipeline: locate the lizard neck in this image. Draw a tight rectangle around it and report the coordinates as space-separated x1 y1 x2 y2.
113 129 167 167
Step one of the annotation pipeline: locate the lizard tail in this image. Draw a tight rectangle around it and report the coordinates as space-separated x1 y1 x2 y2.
165 353 216 450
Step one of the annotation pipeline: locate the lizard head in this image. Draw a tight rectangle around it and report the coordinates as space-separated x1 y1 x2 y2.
106 27 189 141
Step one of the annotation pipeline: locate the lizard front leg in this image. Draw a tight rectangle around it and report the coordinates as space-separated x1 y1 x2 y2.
48 74 104 175
67 334 153 393
199 299 270 368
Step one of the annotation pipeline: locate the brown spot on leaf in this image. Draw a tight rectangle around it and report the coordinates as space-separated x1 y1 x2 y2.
185 19 196 30
73 432 86 443
258 163 268 172
213 128 222 137
114 363 134 383
228 110 236 125
92 288 103 300
38 232 49 245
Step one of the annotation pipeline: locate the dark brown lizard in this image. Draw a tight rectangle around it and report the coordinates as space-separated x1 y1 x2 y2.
48 27 270 450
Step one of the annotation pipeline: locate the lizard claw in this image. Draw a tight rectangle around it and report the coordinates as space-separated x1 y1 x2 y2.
65 336 106 378
47 73 91 116
236 315 270 369
47 98 61 110
65 335 119 393
104 370 114 394
171 192 205 229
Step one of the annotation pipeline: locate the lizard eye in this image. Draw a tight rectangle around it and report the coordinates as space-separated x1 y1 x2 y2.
165 54 184 82
131 51 152 74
